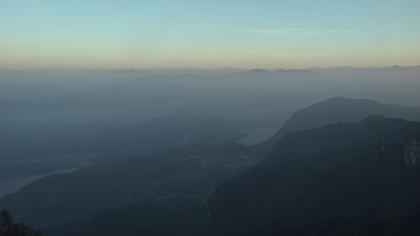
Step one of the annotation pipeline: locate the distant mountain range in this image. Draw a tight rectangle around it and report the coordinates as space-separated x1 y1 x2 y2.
2 65 419 75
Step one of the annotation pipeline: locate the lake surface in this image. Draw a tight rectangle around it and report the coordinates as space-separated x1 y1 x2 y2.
0 167 80 198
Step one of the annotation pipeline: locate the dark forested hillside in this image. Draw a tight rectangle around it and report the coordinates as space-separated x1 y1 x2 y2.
44 199 210 236
210 116 420 236
0 143 253 231
0 210 41 236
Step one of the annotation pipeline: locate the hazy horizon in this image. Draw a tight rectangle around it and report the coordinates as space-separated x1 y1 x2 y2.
1 64 420 74
1 0 420 70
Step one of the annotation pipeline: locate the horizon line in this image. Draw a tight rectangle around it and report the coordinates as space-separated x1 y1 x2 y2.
1 64 420 74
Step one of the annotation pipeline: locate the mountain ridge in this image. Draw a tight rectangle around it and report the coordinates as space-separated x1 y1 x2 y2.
258 97 420 155
209 116 420 236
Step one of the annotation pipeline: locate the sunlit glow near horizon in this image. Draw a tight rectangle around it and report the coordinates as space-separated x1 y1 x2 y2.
1 0 419 70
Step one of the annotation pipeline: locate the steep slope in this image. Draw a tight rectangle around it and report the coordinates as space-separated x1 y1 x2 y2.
260 97 420 153
210 116 420 236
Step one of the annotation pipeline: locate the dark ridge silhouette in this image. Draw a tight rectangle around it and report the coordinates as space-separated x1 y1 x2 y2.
258 97 420 155
209 117 420 236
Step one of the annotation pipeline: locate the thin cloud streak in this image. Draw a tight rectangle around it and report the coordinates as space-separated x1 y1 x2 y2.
228 28 352 36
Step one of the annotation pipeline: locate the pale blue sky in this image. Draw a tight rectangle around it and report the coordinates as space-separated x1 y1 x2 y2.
1 0 419 69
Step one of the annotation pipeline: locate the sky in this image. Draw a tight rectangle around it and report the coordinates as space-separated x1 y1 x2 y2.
1 0 420 69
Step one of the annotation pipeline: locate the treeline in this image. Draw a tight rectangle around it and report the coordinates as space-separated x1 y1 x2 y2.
0 211 41 236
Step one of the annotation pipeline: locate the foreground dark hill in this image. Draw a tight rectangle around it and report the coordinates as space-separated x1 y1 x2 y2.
260 97 420 153
0 143 253 228
44 197 210 236
210 116 420 236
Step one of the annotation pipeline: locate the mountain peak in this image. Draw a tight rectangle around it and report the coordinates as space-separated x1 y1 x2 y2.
238 68 270 75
